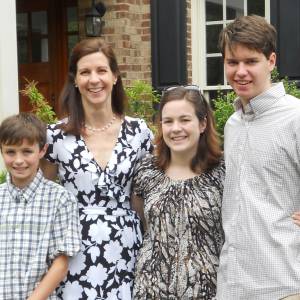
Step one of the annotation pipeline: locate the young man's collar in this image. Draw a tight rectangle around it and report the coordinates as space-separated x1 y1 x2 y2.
234 82 285 117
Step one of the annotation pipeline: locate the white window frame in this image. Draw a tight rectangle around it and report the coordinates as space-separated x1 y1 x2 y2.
191 0 270 96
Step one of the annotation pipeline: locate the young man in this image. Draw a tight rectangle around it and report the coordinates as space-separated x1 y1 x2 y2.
217 15 300 300
0 113 81 300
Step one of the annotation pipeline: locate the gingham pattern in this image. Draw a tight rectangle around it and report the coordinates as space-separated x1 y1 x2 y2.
0 170 81 300
217 82 300 300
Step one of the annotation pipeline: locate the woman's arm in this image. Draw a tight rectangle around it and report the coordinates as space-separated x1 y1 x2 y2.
292 212 300 226
131 194 147 232
40 158 58 181
27 255 68 300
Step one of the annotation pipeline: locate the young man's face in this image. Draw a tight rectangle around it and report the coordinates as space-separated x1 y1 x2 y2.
1 139 47 188
224 43 276 106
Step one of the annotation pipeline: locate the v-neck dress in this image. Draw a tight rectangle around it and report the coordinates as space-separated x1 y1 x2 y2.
45 116 153 300
132 155 225 299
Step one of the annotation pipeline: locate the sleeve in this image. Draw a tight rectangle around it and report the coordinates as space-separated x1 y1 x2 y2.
132 154 152 198
44 123 59 163
48 190 81 260
137 118 154 159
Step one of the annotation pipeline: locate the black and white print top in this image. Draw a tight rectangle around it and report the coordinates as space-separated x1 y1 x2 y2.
45 116 153 209
132 154 225 300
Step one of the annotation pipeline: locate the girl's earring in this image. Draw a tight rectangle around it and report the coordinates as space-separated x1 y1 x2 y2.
74 83 78 88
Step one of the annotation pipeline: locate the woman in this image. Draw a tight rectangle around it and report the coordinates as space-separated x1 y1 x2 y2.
131 86 224 299
41 38 153 299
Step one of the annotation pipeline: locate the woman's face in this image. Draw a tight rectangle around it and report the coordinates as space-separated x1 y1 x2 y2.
75 51 117 110
161 99 206 159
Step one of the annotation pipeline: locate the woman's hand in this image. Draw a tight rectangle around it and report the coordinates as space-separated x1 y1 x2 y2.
292 212 300 226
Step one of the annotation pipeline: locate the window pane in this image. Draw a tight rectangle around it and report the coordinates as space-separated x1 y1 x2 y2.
32 37 48 62
248 1 265 16
32 11 48 35
67 7 78 32
207 57 224 85
206 0 223 21
17 13 28 37
17 13 28 63
206 24 223 53
68 35 79 58
227 0 244 20
17 38 28 64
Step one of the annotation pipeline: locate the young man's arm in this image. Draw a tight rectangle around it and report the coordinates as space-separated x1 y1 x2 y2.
27 254 68 300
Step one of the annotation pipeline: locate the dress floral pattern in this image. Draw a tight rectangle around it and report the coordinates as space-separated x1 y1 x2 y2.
45 116 153 300
132 155 225 300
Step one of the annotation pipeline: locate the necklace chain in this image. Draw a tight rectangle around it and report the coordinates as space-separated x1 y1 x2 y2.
84 115 116 133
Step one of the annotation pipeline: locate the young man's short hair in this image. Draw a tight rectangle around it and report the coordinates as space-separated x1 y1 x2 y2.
218 14 277 59
0 112 46 150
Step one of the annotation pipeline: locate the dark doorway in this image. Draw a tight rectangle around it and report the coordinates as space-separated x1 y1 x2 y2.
16 0 79 113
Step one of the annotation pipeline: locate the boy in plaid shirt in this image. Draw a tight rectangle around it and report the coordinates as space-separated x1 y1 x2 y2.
0 113 81 300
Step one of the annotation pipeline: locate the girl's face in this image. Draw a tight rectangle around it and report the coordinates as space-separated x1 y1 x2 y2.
75 51 117 110
161 99 206 159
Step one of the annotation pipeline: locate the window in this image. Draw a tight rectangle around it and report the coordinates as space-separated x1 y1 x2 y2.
17 10 49 63
191 0 269 99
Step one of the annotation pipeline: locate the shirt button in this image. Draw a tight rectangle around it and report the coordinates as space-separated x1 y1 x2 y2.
229 246 235 252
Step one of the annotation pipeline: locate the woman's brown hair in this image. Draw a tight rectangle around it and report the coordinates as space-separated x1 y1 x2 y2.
155 87 222 173
58 38 127 135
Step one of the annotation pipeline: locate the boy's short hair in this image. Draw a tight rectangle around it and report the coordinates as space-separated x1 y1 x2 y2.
0 112 46 149
218 15 277 59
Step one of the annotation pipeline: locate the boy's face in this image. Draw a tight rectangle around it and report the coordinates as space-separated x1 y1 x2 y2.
224 43 276 106
1 139 47 188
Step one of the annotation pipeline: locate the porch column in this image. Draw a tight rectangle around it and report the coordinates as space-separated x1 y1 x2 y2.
0 0 19 169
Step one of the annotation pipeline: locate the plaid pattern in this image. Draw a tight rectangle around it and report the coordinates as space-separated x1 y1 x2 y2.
0 170 81 300
217 83 300 300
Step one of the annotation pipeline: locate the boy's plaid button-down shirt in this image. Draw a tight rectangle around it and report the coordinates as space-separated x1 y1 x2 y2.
0 170 81 300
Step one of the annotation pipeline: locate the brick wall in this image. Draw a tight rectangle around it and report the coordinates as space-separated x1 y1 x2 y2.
78 0 192 87
78 0 152 87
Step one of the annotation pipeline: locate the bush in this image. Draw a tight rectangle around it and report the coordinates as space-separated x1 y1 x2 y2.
213 90 235 141
20 80 58 124
125 80 160 132
0 170 6 184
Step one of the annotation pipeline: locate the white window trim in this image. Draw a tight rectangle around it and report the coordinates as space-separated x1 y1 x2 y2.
191 0 270 94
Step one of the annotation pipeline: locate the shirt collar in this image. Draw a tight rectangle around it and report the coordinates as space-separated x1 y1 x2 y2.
234 82 285 118
7 169 44 204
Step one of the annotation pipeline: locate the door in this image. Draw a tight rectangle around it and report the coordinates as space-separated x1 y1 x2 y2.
16 0 79 113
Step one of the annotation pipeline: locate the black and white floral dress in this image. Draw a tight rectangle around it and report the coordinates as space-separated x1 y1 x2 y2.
45 116 153 300
132 155 225 300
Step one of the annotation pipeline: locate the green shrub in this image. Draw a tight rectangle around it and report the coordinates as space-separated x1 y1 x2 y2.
125 80 160 132
213 90 236 141
0 170 6 184
20 79 58 124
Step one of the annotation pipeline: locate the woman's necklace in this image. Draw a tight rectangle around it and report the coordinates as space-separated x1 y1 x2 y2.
84 115 116 133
